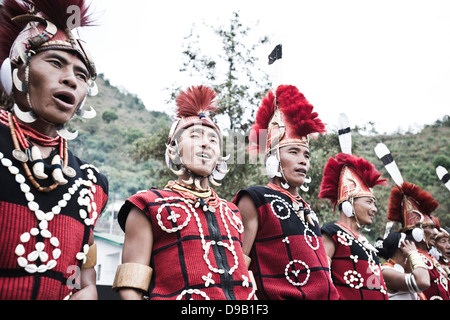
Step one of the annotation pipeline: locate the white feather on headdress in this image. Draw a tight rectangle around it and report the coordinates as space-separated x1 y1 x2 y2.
436 166 450 191
338 113 352 155
374 143 404 186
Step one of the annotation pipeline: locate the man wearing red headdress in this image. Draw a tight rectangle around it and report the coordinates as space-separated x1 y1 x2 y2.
375 143 449 300
233 85 339 300
0 0 108 300
114 85 255 300
318 144 389 299
387 184 449 300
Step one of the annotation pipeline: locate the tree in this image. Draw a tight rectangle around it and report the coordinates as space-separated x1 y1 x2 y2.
174 11 271 132
102 109 118 123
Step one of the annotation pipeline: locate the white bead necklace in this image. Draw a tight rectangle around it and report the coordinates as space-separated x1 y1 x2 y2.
154 195 254 299
0 151 100 274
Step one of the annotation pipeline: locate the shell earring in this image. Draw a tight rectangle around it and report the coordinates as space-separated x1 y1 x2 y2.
212 155 230 181
88 80 98 97
55 125 78 141
0 58 13 95
300 176 312 192
13 104 37 123
76 98 97 119
281 181 290 190
13 68 27 93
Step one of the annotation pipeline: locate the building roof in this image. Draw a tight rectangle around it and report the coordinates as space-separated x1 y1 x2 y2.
94 231 124 246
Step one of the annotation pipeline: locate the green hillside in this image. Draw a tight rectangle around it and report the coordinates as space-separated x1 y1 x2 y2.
352 121 450 237
68 74 172 200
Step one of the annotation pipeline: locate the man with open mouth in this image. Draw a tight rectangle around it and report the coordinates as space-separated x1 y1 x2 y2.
114 85 256 300
0 0 108 300
233 84 339 300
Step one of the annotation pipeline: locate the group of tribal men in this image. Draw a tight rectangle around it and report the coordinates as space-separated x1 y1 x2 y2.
0 0 449 300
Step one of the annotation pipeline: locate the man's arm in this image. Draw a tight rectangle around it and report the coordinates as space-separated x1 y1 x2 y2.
116 206 153 300
236 194 259 256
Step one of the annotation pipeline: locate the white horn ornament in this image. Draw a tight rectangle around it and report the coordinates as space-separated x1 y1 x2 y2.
51 155 68 185
31 146 48 180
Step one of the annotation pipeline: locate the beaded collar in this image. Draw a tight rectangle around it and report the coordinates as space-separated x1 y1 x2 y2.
266 182 311 210
166 180 221 209
0 110 75 192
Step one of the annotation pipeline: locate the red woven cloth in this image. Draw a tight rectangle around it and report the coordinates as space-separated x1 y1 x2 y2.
0 124 108 300
321 223 389 300
233 186 339 300
118 188 255 300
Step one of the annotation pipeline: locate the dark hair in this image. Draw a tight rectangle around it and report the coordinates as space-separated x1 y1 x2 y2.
376 232 402 260
377 231 415 260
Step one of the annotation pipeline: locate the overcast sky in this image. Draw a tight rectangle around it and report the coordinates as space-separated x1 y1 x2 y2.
81 0 450 134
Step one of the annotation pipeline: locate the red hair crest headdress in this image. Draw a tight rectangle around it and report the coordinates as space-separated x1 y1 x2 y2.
167 85 222 145
319 153 387 208
248 85 325 158
387 183 438 231
375 143 438 233
319 114 387 210
165 85 229 189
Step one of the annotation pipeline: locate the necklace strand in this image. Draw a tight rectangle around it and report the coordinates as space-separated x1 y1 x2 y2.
6 111 66 192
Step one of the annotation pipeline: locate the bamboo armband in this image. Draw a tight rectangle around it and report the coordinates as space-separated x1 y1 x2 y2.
408 250 427 271
82 243 97 269
112 263 153 292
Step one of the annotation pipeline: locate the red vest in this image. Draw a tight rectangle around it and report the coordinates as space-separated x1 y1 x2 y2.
0 124 108 300
419 250 450 300
118 188 255 300
321 223 389 300
233 186 339 300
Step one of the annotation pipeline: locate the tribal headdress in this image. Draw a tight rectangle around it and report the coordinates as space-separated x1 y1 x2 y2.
248 85 325 189
375 143 439 241
318 153 387 209
319 114 387 215
165 85 229 189
0 0 98 139
249 84 326 157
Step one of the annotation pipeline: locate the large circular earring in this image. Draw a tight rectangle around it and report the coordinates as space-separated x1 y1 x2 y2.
342 200 354 218
265 155 281 178
412 228 424 242
0 58 13 95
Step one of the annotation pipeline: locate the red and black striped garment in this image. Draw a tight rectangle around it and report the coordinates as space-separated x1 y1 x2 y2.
321 223 388 300
418 249 450 300
118 189 255 300
233 186 339 300
0 124 108 300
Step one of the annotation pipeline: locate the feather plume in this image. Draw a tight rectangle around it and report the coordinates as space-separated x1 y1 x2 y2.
387 182 439 223
436 166 450 191
275 85 326 138
319 153 388 207
374 143 404 186
248 90 276 154
175 85 217 118
0 0 31 64
338 113 352 155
